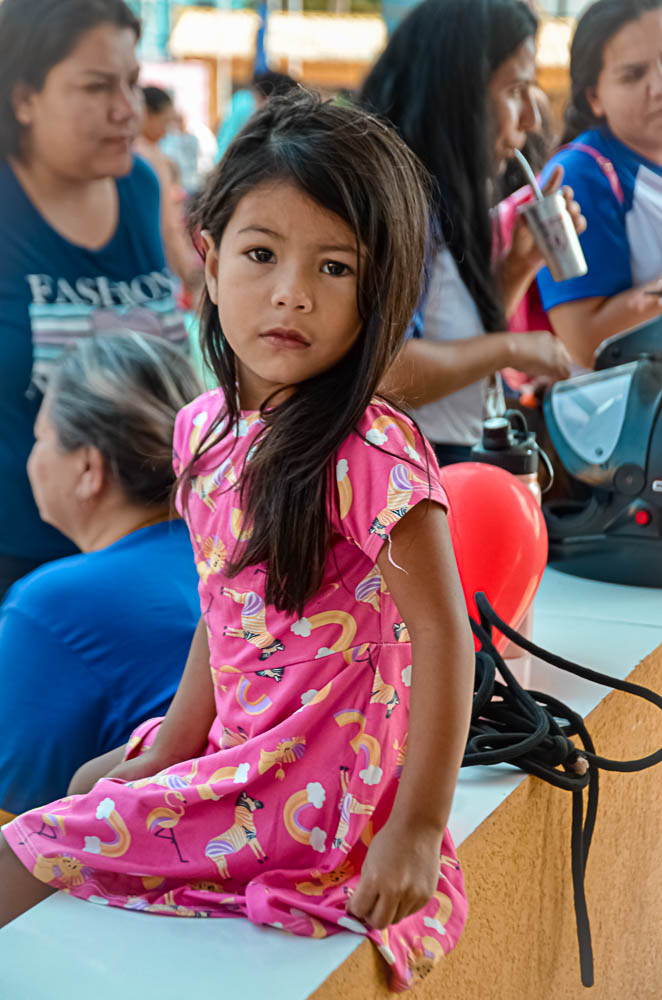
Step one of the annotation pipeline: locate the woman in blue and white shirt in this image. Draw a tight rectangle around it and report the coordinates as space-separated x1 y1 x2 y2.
538 0 662 369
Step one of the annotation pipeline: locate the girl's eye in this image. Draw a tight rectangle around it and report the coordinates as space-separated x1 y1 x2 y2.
85 83 108 93
321 260 352 277
247 248 274 263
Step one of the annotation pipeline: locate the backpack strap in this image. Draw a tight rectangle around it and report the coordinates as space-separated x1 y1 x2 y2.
562 141 625 206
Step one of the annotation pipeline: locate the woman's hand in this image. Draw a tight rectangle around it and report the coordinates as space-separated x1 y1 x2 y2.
509 165 587 279
346 816 442 929
508 330 572 381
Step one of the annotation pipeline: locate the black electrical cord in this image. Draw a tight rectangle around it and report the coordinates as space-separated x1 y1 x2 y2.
463 591 662 989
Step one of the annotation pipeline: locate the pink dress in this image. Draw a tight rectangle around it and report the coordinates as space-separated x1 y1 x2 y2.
3 392 467 992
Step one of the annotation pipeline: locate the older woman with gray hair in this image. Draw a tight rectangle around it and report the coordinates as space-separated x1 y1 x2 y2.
0 332 201 821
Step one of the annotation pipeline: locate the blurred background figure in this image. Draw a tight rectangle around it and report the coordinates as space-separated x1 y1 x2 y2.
538 0 662 368
361 0 575 464
0 332 201 821
162 110 216 194
0 0 189 599
135 84 203 300
215 69 298 161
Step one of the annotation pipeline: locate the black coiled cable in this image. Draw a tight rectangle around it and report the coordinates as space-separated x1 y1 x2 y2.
463 592 662 988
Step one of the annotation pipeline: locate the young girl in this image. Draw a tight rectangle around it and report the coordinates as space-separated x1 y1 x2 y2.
0 92 475 992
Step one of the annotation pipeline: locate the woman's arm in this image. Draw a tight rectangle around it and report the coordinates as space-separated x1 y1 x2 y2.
347 501 475 929
383 332 570 409
549 285 662 369
105 616 216 781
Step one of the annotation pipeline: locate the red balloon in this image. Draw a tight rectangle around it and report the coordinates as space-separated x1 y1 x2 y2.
440 462 548 653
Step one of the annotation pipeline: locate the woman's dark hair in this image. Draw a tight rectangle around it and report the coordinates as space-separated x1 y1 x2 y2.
49 332 201 508
563 0 662 142
187 89 432 614
360 0 538 332
0 0 140 160
142 85 173 115
252 70 298 100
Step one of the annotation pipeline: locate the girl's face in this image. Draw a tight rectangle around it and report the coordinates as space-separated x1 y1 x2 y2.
587 9 662 161
12 22 142 180
489 37 539 175
203 180 363 411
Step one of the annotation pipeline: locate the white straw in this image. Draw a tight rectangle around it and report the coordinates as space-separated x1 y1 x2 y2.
514 147 543 200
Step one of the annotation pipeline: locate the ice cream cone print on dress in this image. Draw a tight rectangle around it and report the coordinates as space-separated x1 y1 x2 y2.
355 565 385 613
336 458 353 519
188 410 209 455
369 464 427 540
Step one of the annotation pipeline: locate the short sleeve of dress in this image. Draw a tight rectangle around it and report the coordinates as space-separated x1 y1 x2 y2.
334 401 447 563
172 389 226 513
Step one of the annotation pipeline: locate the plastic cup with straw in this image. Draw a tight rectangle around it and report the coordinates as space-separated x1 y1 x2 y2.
514 147 587 282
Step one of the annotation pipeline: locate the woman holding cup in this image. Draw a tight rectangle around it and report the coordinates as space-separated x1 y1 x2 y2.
361 0 583 462
538 0 662 369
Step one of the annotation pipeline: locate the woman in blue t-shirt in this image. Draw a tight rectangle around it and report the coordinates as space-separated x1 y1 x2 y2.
0 332 201 820
538 0 662 368
0 0 189 597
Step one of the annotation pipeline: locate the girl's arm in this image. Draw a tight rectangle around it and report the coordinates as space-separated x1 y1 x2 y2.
104 616 216 782
347 501 475 930
549 285 662 370
383 332 570 408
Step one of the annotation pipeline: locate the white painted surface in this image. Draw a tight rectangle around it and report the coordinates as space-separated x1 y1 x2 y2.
2 567 660 998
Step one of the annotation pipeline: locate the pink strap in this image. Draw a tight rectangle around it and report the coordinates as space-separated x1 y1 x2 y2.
562 142 625 205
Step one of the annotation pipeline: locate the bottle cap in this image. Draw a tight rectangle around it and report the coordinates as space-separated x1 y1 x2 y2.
470 413 539 475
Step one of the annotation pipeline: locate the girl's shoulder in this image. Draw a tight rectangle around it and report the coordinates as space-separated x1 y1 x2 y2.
342 398 438 475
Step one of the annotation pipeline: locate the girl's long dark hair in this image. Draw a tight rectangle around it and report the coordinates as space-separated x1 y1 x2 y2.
187 90 432 615
360 0 537 332
563 0 662 143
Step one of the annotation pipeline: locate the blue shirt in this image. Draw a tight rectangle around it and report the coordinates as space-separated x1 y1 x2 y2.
0 521 199 814
537 127 662 310
0 156 189 563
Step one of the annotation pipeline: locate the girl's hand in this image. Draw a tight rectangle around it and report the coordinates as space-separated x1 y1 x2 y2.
508 330 571 381
509 165 587 278
104 748 169 785
346 817 442 929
